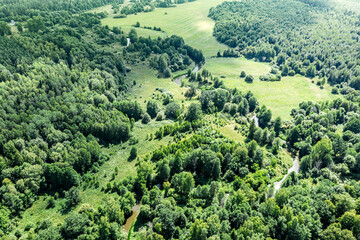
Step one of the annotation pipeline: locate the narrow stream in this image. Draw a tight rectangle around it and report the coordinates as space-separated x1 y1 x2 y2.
123 204 141 232
273 156 300 193
250 113 259 127
174 64 199 85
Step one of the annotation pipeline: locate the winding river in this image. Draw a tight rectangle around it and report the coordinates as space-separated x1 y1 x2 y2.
174 64 199 85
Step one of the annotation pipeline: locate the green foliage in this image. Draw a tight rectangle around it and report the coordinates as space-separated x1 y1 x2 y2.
129 147 138 161
209 0 360 92
65 187 81 209
165 102 180 119
26 16 45 32
186 103 202 122
147 100 160 118
245 75 254 83
0 21 10 36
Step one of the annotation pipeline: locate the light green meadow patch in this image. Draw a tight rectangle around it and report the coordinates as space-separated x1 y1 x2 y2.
122 26 167 39
217 124 246 143
126 63 198 108
101 0 229 57
205 58 338 120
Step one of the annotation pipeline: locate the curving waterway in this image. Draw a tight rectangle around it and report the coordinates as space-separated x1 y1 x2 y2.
273 156 300 194
174 65 199 85
123 204 141 232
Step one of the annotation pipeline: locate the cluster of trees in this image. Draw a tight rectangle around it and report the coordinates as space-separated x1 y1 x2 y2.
117 0 196 16
125 92 360 239
0 1 210 234
200 88 258 115
0 13 137 235
120 0 155 15
286 98 360 178
209 0 360 95
126 120 293 239
126 33 205 76
0 0 124 21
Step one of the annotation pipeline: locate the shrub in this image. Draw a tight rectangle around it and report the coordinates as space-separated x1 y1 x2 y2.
129 147 138 160
142 113 151 124
245 75 254 83
156 111 165 121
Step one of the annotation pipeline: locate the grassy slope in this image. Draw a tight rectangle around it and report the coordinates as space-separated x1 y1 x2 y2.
101 0 338 120
330 0 360 12
101 0 229 57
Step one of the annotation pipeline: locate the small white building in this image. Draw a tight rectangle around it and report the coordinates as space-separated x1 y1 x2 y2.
10 20 15 26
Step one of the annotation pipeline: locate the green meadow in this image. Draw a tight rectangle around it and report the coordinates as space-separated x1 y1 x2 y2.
100 0 338 120
205 58 338 120
101 0 229 57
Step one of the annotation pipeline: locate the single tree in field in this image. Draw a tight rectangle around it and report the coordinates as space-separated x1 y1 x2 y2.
129 146 138 160
129 28 138 42
274 116 282 136
245 75 254 83
186 103 202 122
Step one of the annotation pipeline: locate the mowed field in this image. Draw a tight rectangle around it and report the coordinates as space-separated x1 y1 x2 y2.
100 0 338 119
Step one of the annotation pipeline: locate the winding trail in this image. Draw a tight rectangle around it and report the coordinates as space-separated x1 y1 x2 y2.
174 64 199 85
273 156 300 194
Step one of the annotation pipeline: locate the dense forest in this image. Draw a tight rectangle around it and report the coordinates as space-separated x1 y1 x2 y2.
1 0 360 239
0 0 204 238
209 0 360 99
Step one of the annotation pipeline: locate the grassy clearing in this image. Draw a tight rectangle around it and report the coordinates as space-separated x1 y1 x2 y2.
205 58 338 120
126 63 198 108
123 26 167 38
217 124 246 143
101 0 229 57
86 4 113 14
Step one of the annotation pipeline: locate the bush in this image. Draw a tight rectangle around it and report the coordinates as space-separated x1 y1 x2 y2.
129 147 138 160
156 111 165 121
164 68 172 78
240 71 246 78
288 70 295 76
332 87 339 94
65 187 81 208
142 113 151 124
245 75 254 83
147 100 160 118
46 196 56 209
165 102 180 119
